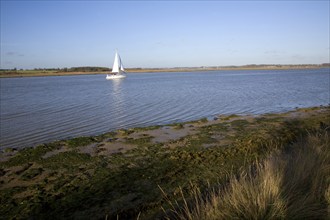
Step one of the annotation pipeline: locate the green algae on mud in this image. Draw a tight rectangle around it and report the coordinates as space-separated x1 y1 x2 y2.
0 107 329 219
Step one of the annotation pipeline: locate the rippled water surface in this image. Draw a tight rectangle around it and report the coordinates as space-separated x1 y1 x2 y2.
1 69 329 149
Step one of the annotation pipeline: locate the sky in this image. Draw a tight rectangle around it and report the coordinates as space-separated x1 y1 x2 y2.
0 0 329 69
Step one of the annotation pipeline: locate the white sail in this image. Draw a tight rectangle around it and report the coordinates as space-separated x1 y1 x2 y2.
119 56 125 71
112 52 119 73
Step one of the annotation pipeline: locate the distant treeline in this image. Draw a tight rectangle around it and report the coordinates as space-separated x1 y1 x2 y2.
0 67 110 73
62 67 110 72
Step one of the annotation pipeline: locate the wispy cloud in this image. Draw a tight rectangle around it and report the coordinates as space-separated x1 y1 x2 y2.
5 51 24 57
6 52 16 56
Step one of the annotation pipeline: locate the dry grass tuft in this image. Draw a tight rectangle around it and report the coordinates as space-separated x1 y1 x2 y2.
163 129 330 220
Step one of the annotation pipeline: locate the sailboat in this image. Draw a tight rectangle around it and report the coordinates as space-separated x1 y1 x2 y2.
106 51 126 79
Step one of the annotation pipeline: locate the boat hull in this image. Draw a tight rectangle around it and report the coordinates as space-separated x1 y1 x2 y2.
106 74 126 80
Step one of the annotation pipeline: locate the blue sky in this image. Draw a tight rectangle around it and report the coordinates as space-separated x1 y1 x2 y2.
1 1 329 69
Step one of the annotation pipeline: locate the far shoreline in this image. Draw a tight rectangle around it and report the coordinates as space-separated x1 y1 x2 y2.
1 64 329 78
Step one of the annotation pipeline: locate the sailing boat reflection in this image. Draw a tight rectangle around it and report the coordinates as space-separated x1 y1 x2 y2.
109 79 126 127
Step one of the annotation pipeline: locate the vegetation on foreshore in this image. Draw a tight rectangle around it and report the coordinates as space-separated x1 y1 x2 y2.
0 107 329 219
163 129 329 219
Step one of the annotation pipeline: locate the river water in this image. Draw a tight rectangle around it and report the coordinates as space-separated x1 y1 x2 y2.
0 69 329 149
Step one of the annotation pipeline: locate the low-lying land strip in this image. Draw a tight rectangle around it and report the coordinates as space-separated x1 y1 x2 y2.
0 107 329 219
1 64 329 78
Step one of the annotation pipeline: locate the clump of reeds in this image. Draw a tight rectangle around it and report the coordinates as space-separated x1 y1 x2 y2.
163 129 330 219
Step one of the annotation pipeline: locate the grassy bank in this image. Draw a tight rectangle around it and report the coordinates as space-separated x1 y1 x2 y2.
165 129 329 219
0 107 329 219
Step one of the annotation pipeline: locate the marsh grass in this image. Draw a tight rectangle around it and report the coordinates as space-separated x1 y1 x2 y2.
221 114 239 120
174 123 184 129
0 143 59 167
67 136 98 148
164 129 330 220
199 118 208 123
21 167 44 180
